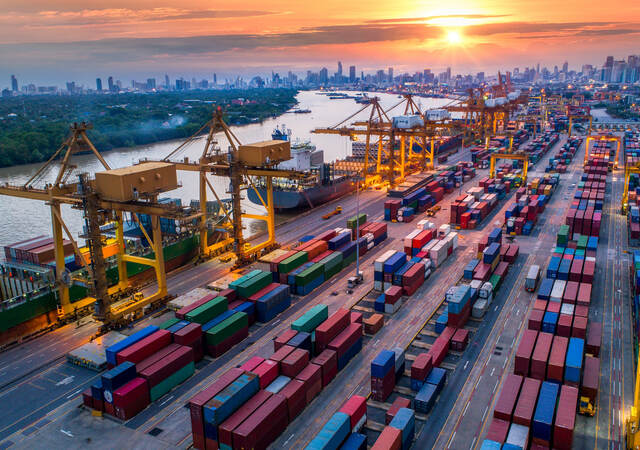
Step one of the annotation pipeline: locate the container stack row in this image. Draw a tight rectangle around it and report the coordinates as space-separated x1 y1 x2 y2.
546 136 582 173
519 132 560 165
188 305 364 449
625 132 640 242
505 174 559 235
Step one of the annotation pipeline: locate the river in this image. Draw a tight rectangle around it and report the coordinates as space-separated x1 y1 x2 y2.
0 91 452 247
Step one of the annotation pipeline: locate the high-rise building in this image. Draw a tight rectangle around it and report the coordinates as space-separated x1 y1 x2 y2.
445 67 451 83
10 75 18 91
605 56 614 67
107 76 115 92
562 61 569 73
349 65 356 83
319 67 328 83
476 72 485 83
96 78 102 91
388 67 393 83
66 82 76 94
337 61 343 76
165 74 170 88
147 78 156 90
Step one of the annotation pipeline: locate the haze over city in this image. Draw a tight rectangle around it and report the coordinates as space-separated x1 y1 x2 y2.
1 0 640 85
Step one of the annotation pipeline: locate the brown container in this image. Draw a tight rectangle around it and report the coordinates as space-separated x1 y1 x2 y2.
513 377 541 427
547 335 568 383
586 322 602 356
312 349 338 387
486 417 509 443
514 329 537 377
279 379 307 421
386 397 412 425
556 314 573 337
581 356 600 403
553 384 579 449
269 345 296 368
371 426 402 450
274 329 298 351
531 332 553 380
364 314 384 335
94 162 178 202
572 316 587 339
238 140 291 166
232 393 288 450
218 390 272 448
295 363 322 404
281 348 310 378
494 374 523 421
528 309 543 331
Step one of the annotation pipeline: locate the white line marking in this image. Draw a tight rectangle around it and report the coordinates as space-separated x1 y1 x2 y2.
493 380 498 393
464 361 469 370
463 401 470 417
66 389 82 399
284 434 295 445
60 429 74 438
159 395 174 406
490 368 495 377
272 319 280 325
503 358 507 369
470 437 477 450
482 406 488 422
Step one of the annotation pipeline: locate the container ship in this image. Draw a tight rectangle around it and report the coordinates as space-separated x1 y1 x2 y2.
247 127 462 211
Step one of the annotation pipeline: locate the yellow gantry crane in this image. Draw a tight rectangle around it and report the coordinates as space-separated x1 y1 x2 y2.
568 104 593 135
489 152 529 186
0 123 200 327
585 134 621 168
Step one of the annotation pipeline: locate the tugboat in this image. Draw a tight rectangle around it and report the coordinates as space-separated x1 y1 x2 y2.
246 126 356 210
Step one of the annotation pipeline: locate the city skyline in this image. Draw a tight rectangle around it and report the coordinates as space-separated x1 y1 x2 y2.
1 1 639 85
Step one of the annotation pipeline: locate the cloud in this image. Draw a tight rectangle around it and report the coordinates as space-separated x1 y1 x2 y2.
367 14 511 24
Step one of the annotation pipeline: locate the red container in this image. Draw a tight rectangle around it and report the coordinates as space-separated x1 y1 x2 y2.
451 328 469 351
311 349 338 387
556 314 573 337
563 281 578 304
386 397 412 425
82 388 93 408
581 356 600 403
577 283 591 306
473 263 492 282
189 368 243 450
494 261 509 278
274 329 298 351
173 322 203 347
372 426 402 450
515 329 538 377
270 344 296 367
218 390 272 448
385 285 403 304
339 395 367 429
486 418 510 443
569 259 583 282
513 377 541 427
116 329 172 365
350 311 363 324
315 308 350 353
494 374 523 421
528 309 543 331
574 305 589 318
411 353 433 381
546 302 560 314
252 360 279 389
231 393 288 450
240 356 265 373
531 332 553 380
207 326 248 357
428 339 448 367
140 345 193 387
295 363 322 404
572 316 587 339
533 299 547 311
176 294 216 319
582 262 595 283
586 322 602 356
547 335 568 383
554 384 579 449
281 348 310 378
371 370 395 402
218 288 237 302
137 343 181 373
248 283 280 302
279 379 307 421
328 323 362 359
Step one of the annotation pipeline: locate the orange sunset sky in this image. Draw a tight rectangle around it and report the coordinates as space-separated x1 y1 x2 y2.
1 0 639 84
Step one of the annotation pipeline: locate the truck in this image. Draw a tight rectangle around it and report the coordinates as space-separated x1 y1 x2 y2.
427 205 441 217
322 206 343 220
525 265 540 292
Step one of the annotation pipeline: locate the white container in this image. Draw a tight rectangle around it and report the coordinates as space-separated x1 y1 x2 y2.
446 286 458 301
438 224 451 238
168 287 213 311
561 303 575 316
550 279 566 303
425 108 450 121
417 219 429 229
506 423 529 449
392 114 424 129
470 279 483 290
422 240 437 253
446 232 459 250
404 229 421 248
472 299 488 318
385 301 401 314
375 250 396 272
424 268 432 280
374 281 383 291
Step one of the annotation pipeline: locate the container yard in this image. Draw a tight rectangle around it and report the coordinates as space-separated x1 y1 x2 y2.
0 87 638 450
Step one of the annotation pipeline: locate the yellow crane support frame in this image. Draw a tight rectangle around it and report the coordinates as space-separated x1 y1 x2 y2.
627 350 640 448
585 134 621 168
621 164 640 214
568 113 593 136
489 153 529 186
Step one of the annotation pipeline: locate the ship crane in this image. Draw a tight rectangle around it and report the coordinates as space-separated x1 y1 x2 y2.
312 94 467 187
0 122 201 328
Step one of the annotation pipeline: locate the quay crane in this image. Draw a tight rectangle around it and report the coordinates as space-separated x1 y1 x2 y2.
312 94 467 187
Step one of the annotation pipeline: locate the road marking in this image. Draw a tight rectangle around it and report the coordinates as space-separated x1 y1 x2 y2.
482 406 488 422
463 361 469 370
159 395 174 406
503 358 507 369
55 376 74 386
462 401 470 417
490 368 495 377
66 389 82 399
493 380 498 393
470 437 477 450
272 319 280 326
284 434 295 445
60 429 74 438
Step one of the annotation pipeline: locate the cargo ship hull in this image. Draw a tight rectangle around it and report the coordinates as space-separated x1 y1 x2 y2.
247 178 355 210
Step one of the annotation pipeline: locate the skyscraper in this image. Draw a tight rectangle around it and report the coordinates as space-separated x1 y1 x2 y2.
213 73 217 85
349 65 356 83
96 78 102 91
388 67 393 83
562 61 568 73
319 67 328 84
107 76 115 92
10 75 17 91
337 61 343 76
165 74 170 88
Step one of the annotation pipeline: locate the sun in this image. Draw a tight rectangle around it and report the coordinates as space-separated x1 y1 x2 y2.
446 29 463 45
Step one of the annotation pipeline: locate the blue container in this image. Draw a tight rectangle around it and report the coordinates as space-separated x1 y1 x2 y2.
289 262 314 286
415 382 437 414
587 236 598 250
384 252 407 273
480 440 502 450
101 361 137 402
523 222 533 235
411 376 425 392
328 232 351 250
340 432 367 450
288 331 313 354
425 367 447 395
338 337 362 370
374 233 387 246
203 373 260 426
296 274 325 295
374 270 384 281
91 379 104 401
105 325 159 366
167 320 190 334
488 228 502 244
338 241 357 258
435 313 448 334
464 259 480 280
409 257 422 264
202 310 235 332
389 408 415 450
547 256 561 279
558 259 572 281
542 311 558 334
256 285 291 323
565 337 585 384
483 243 501 265
502 444 522 450
532 381 559 443
266 375 291 394
375 294 386 313
394 262 415 286
538 278 554 301
371 350 395 378
232 301 255 318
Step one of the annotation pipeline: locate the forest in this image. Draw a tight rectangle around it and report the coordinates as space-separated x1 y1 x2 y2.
0 89 298 167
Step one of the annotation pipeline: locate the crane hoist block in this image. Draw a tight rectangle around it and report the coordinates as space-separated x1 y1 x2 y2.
237 140 291 166
94 162 178 202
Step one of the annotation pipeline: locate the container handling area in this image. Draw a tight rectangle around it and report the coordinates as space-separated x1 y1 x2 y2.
0 90 638 450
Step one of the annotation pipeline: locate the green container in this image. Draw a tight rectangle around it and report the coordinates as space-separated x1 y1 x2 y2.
229 270 262 290
489 274 501 291
237 271 272 298
553 246 565 254
320 252 343 270
577 235 588 250
292 304 328 333
575 249 585 258
342 251 357 266
325 264 342 280
296 263 325 286
347 213 367 230
205 312 248 346
159 318 181 329
149 361 195 401
557 225 569 246
186 296 228 324
279 252 309 274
